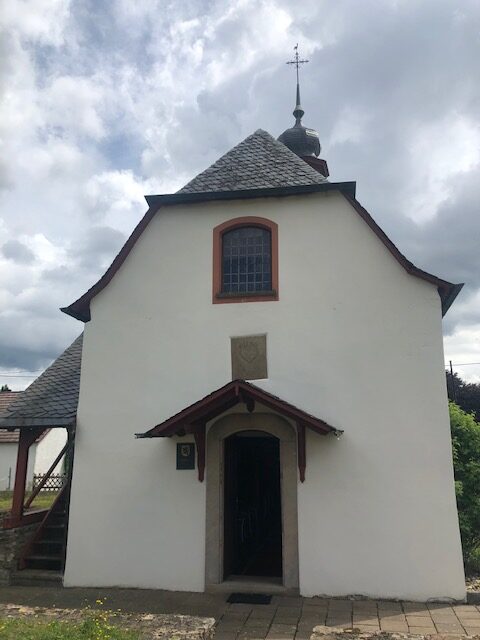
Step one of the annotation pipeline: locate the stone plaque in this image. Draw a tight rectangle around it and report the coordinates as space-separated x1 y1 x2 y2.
231 334 267 381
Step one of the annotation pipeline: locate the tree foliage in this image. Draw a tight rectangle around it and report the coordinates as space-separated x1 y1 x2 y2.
446 371 480 421
450 401 480 570
0 385 11 392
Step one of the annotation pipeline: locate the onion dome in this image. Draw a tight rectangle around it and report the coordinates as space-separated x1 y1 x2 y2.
278 82 321 158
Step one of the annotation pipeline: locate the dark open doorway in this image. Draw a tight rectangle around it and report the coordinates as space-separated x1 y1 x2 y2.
223 431 282 579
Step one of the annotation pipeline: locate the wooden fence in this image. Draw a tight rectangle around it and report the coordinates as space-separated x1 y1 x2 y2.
32 474 67 492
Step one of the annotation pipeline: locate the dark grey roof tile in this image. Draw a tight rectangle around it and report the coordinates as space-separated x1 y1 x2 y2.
178 129 327 194
0 334 83 428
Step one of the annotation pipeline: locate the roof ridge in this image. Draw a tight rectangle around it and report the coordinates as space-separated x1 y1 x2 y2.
177 128 327 194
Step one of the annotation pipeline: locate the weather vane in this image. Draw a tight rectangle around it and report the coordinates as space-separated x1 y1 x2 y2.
286 44 309 85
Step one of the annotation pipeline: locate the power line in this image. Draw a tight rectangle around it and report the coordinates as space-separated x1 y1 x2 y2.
2 362 480 380
446 362 480 367
0 370 43 374
0 374 39 378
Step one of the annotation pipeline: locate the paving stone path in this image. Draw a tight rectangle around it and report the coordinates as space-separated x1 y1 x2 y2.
214 597 480 640
0 586 479 640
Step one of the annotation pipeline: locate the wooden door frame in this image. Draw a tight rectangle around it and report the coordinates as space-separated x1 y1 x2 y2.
205 412 299 590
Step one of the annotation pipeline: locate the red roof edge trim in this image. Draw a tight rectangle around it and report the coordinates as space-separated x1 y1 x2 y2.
61 206 158 322
135 379 339 439
343 194 463 316
61 189 462 324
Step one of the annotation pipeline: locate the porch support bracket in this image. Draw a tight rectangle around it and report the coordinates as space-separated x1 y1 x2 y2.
193 422 206 483
297 422 306 483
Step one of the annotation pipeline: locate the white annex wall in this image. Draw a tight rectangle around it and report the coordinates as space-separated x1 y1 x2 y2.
0 443 35 491
33 429 68 476
0 444 20 491
64 191 465 599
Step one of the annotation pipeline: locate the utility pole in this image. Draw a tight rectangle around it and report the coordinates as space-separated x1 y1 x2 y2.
449 360 457 403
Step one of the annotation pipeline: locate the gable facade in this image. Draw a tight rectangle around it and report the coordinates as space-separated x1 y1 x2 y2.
63 185 465 600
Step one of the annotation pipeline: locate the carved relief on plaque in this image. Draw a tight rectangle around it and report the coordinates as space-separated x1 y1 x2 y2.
231 334 267 380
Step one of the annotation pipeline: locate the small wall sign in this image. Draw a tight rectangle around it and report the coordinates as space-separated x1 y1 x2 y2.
176 443 195 470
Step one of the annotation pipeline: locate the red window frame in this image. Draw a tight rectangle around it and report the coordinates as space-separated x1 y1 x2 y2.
212 216 279 304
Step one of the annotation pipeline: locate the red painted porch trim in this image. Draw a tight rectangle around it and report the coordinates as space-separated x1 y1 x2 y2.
3 509 48 530
61 188 461 323
137 380 338 439
10 429 43 523
297 422 306 483
24 439 71 510
193 424 206 482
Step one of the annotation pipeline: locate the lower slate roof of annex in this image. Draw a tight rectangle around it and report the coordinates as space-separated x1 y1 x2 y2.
0 392 25 441
0 334 83 429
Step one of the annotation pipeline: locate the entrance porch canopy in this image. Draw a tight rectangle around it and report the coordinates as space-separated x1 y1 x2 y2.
135 380 343 482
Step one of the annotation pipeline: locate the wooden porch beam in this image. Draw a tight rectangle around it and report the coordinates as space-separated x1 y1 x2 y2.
297 422 306 483
10 429 42 522
193 423 206 483
24 438 71 510
239 391 255 413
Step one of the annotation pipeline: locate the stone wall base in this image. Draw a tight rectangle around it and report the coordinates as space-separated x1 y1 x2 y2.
0 516 39 585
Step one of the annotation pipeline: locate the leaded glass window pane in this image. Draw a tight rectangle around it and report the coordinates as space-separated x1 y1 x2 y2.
222 226 272 294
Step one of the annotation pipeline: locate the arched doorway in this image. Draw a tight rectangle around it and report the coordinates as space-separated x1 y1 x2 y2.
205 413 299 591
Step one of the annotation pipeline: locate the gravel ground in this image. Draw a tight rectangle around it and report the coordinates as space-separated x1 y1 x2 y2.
0 603 215 640
467 574 480 592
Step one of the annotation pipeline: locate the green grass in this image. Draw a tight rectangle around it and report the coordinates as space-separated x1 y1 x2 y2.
0 614 140 639
0 491 58 513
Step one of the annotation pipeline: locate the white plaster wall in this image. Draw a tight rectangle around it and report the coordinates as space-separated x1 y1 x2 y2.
64 191 465 599
0 444 19 491
0 443 35 491
33 429 68 476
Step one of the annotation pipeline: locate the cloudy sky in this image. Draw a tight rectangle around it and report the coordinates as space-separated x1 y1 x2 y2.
0 0 479 390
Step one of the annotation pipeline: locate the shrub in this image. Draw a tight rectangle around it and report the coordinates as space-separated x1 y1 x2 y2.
450 401 480 570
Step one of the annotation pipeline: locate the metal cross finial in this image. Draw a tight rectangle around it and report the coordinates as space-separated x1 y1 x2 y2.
286 44 308 123
286 44 309 85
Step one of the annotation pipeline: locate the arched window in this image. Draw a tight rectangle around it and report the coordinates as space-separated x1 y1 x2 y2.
212 217 278 304
222 226 271 294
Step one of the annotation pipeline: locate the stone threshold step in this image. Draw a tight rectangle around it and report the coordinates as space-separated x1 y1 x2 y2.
10 569 63 587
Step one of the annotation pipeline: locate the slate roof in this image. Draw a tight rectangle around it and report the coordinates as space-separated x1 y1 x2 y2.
0 392 20 415
178 129 327 193
0 392 22 442
0 335 83 429
0 428 50 444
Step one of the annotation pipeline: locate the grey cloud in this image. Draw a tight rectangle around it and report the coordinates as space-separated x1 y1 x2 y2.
2 0 480 378
0 342 57 371
42 265 75 283
1 239 35 264
73 225 126 270
0 309 79 373
160 0 480 332
63 0 480 306
413 172 480 288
